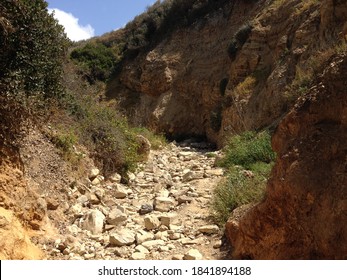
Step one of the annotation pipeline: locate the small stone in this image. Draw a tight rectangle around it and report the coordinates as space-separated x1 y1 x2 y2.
139 204 154 215
114 184 128 199
168 232 181 240
89 168 100 180
160 213 177 227
77 195 89 205
84 253 95 260
141 240 165 250
107 207 127 226
109 229 135 246
183 249 203 260
213 240 222 249
127 172 136 181
177 195 194 204
155 231 168 241
172 254 184 260
91 177 101 186
82 210 105 235
109 173 122 183
46 197 60 210
87 193 100 204
130 252 146 260
136 231 155 244
154 197 176 212
180 238 199 245
135 245 150 254
144 215 161 230
205 168 224 176
198 225 219 235
159 246 169 252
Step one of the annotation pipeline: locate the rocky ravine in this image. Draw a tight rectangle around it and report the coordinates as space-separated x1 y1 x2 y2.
28 140 227 260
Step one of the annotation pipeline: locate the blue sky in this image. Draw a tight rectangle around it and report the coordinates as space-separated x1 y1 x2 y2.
46 0 157 41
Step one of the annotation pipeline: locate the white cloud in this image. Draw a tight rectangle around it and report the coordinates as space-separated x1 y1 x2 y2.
49 8 95 41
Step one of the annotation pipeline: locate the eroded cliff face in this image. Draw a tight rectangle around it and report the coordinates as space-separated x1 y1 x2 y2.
109 0 347 146
225 53 347 259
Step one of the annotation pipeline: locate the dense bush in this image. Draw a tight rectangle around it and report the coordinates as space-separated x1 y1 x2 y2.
70 42 117 83
0 0 68 144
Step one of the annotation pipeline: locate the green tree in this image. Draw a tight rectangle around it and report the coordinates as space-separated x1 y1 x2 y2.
0 0 68 144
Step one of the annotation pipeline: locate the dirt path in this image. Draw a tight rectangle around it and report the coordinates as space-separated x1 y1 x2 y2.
33 139 228 260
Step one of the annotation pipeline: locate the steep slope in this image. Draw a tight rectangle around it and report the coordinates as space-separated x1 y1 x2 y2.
106 0 347 146
226 53 347 259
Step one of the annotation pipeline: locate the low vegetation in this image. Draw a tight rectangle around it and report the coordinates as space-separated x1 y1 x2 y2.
0 0 167 177
211 131 275 225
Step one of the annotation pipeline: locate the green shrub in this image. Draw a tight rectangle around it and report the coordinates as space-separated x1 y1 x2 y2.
70 42 117 83
218 131 275 170
211 166 268 226
79 105 139 176
57 89 141 175
211 130 275 225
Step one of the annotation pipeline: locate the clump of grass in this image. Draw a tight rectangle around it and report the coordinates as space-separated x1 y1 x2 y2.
211 130 275 225
234 76 256 98
211 166 268 226
218 131 275 170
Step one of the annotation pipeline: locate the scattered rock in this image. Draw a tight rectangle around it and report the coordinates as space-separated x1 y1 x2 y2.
113 184 128 199
109 173 122 183
89 168 100 180
109 229 136 246
154 197 176 212
144 215 161 230
177 195 194 204
130 252 146 260
183 249 203 260
107 207 127 226
139 204 154 215
136 231 155 244
172 254 184 260
205 168 224 176
141 240 165 250
198 225 219 235
82 210 105 235
46 197 60 210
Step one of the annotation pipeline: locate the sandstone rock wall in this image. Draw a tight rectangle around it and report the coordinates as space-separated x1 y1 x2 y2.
109 0 346 146
225 54 347 259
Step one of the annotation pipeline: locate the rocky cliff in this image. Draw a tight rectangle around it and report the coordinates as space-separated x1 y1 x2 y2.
226 52 347 259
107 0 347 146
